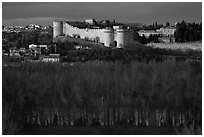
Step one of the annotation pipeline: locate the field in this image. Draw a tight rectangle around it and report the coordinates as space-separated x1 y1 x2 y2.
2 58 202 135
22 126 182 135
54 35 104 47
146 42 202 51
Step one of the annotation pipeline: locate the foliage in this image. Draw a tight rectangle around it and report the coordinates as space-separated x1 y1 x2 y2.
175 21 202 42
2 30 53 49
61 43 201 63
133 32 160 44
2 59 202 134
142 22 164 30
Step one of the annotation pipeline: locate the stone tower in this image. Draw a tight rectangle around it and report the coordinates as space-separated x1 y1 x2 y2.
103 27 114 47
53 21 63 38
115 27 126 48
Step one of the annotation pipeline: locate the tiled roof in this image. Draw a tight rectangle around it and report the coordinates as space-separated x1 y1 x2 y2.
138 30 157 33
163 26 176 29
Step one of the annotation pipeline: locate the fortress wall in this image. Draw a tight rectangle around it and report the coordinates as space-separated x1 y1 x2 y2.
62 22 67 34
64 22 106 44
60 22 134 47
114 32 117 42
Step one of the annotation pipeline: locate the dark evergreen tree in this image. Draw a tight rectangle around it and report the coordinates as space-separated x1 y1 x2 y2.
175 20 202 42
166 22 170 27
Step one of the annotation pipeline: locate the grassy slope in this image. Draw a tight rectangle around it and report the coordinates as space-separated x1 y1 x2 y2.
54 36 104 47
22 126 178 135
146 42 202 51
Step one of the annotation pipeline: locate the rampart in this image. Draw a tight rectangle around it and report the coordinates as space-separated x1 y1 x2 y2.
53 21 133 48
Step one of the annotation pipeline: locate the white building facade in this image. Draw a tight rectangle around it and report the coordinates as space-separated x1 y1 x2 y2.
156 26 176 37
138 30 160 38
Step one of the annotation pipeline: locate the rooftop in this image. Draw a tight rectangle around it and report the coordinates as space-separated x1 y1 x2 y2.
138 30 157 33
162 26 176 29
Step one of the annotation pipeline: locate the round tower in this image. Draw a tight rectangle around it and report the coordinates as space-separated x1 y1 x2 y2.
116 27 126 48
103 27 114 47
62 21 67 35
53 21 63 38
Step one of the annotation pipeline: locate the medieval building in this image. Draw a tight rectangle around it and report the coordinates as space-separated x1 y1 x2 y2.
53 21 133 48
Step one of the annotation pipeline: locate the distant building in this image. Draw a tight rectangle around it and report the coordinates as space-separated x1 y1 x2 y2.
28 44 47 49
75 45 83 50
156 26 176 37
138 30 160 38
2 49 9 56
42 54 60 62
19 48 26 53
29 44 48 56
28 24 42 30
85 19 96 25
9 47 20 56
102 20 110 24
113 26 122 30
91 26 100 29
75 45 91 50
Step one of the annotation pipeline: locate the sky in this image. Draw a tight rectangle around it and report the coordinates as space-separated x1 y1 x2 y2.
2 2 202 26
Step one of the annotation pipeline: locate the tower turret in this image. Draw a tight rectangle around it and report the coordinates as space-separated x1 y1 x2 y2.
116 26 126 48
53 21 63 38
103 27 114 47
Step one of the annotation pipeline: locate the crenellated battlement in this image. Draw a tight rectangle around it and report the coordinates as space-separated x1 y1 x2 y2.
64 22 105 32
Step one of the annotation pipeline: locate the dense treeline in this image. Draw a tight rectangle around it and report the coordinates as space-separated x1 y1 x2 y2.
133 32 160 44
132 20 202 43
175 21 202 42
142 21 164 30
2 29 53 51
3 60 201 134
56 40 104 56
60 43 201 63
